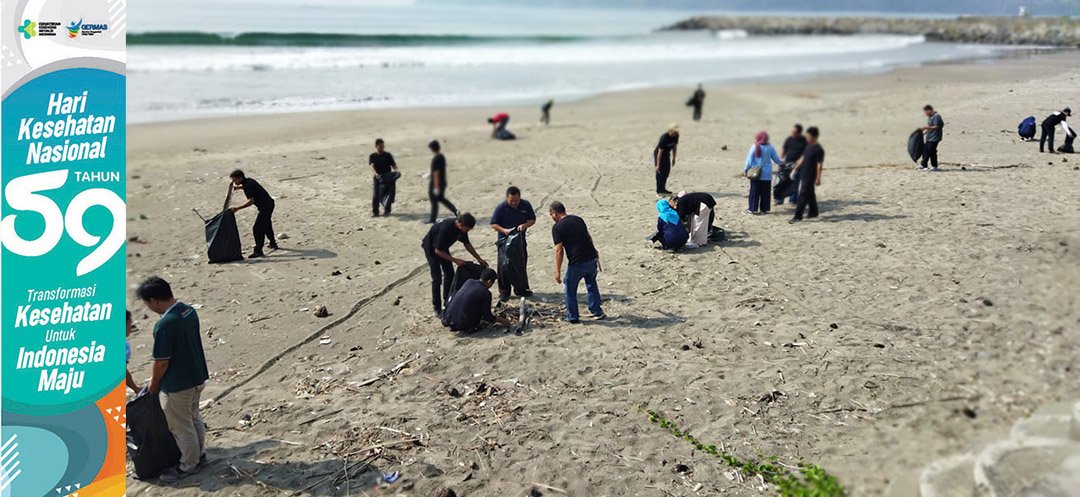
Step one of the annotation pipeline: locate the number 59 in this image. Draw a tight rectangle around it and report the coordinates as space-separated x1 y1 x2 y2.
1 170 125 276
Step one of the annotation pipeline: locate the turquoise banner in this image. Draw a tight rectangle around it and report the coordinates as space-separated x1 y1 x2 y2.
2 1 128 496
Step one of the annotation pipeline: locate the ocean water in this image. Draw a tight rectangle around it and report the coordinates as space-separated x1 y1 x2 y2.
127 1 1010 122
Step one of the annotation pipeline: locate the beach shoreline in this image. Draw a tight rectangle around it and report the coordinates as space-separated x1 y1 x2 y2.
126 48 1080 496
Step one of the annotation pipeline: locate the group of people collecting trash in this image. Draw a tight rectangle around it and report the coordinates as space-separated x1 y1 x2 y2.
133 81 1077 485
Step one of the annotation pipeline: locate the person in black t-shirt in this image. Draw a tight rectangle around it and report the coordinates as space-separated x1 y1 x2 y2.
653 125 679 195
777 124 807 205
687 84 705 122
790 127 824 223
441 268 512 332
422 213 488 317
427 140 459 224
549 201 604 323
229 169 277 258
369 138 398 216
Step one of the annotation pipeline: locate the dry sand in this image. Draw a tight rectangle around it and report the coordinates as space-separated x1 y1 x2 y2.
125 51 1080 496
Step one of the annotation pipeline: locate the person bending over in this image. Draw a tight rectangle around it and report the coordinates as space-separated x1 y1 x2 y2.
422 213 487 318
653 125 679 195
1041 107 1072 154
229 169 277 258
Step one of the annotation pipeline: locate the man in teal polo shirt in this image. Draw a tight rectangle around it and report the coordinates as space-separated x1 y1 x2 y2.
138 276 210 483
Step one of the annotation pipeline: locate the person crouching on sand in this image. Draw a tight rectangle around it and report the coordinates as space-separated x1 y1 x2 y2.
743 131 783 215
488 112 514 140
441 268 512 332
648 197 689 251
229 169 277 258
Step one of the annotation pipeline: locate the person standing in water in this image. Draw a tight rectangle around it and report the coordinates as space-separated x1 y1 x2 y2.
229 169 278 258
427 140 459 224
687 84 706 122
541 99 553 125
653 125 679 195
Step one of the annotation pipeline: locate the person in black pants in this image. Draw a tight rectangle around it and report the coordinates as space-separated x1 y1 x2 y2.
790 127 824 223
653 125 679 195
427 140 459 224
1040 107 1072 154
229 169 277 258
687 84 705 122
777 124 807 205
421 213 487 318
369 138 397 216
920 105 945 171
541 99 553 125
490 186 536 301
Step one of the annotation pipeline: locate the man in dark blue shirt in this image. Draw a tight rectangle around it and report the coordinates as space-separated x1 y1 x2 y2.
490 186 536 301
441 268 512 332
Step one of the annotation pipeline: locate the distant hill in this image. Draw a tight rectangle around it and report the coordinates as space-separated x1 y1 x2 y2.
427 0 1079 16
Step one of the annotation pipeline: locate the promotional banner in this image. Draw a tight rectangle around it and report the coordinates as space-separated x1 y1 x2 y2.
2 1 126 496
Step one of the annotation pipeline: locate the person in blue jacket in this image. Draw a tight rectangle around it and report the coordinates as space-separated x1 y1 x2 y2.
648 198 689 251
743 131 784 214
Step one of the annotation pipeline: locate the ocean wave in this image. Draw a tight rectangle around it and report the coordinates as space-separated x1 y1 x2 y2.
127 31 589 47
129 34 926 73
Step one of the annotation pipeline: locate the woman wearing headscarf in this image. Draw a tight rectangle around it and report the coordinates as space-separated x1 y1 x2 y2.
743 131 784 214
649 198 689 251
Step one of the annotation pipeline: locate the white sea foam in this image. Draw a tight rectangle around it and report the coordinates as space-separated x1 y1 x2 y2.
129 34 927 73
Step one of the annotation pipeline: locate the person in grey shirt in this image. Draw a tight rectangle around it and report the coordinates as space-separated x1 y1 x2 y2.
921 105 944 171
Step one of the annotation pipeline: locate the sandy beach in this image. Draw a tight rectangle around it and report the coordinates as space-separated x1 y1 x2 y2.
125 50 1080 496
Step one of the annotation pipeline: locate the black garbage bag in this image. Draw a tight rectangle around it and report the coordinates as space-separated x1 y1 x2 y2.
205 209 244 263
494 128 516 140
377 170 401 210
907 128 925 163
448 262 484 299
1058 130 1076 153
773 163 797 200
127 392 182 480
497 231 528 292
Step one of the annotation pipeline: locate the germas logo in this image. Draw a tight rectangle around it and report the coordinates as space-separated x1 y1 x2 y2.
67 19 81 38
18 19 36 39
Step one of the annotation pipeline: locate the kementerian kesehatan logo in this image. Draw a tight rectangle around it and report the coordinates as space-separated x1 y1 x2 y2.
67 19 81 38
18 19 36 39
